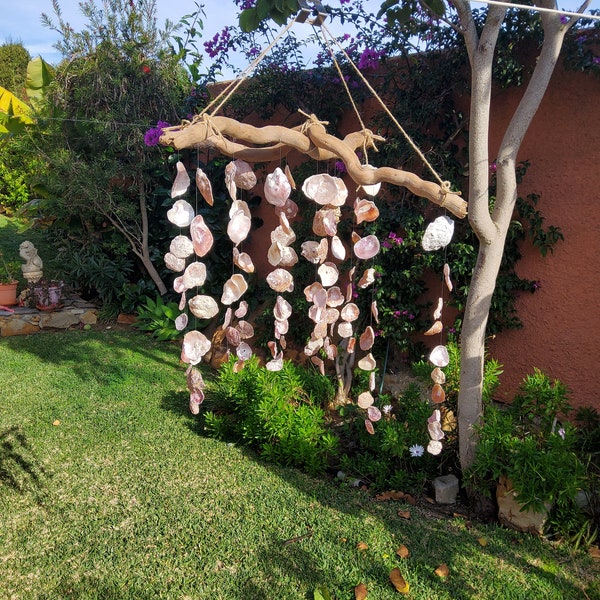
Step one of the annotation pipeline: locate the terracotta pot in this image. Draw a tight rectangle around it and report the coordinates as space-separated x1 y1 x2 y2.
0 281 18 307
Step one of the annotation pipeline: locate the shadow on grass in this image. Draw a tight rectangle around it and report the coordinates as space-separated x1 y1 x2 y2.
0 426 49 493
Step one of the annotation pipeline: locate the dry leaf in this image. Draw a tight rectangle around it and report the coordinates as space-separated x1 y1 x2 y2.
354 582 368 600
396 545 410 559
434 563 450 577
397 510 411 520
589 545 600 559
357 541 369 551
404 494 416 506
478 537 487 547
52 420 61 426
389 568 410 594
376 490 405 501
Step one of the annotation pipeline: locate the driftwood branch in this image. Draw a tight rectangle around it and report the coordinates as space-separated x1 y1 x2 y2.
159 113 468 219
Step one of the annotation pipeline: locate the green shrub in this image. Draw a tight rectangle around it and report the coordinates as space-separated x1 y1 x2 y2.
134 294 183 341
203 356 337 473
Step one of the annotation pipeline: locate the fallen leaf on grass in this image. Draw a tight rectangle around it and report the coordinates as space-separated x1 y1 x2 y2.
396 545 410 559
478 537 487 547
355 582 368 599
389 568 410 594
314 585 333 600
53 420 61 426
357 541 369 551
404 494 416 506
589 545 600 559
397 510 411 520
376 490 405 501
434 563 450 577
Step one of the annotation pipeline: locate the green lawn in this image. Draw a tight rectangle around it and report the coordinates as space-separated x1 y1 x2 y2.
1 330 598 599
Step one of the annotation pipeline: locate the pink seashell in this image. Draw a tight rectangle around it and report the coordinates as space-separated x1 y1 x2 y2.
433 297 443 320
236 320 254 339
284 164 296 189
233 359 245 373
222 307 232 329
424 321 443 336
266 355 284 371
324 308 340 324
326 286 345 307
313 209 339 237
443 263 453 292
371 300 379 324
190 215 214 257
264 167 291 206
173 276 185 294
274 318 289 337
347 337 356 353
311 356 326 376
331 235 346 260
364 419 375 435
358 353 376 371
171 161 190 199
224 161 237 201
274 199 299 219
358 268 376 288
232 248 255 273
304 337 323 356
357 391 374 409
351 231 361 244
271 225 296 247
165 252 186 272
304 281 325 302
354 234 380 260
195 168 214 206
358 165 381 197
189 393 201 415
186 366 205 393
225 326 241 347
188 295 219 319
266 269 294 293
345 282 353 303
337 321 353 338
359 326 375 350
278 212 293 235
326 343 337 360
302 174 348 206
175 313 188 331
431 367 446 384
267 340 278 358
280 335 287 350
267 242 298 267
170 235 194 259
181 330 211 365
236 341 253 361
179 292 186 311
273 295 292 321
227 210 251 246
432 383 446 404
318 262 339 287
367 406 382 422
167 199 195 227
340 303 359 322
354 198 380 224
301 239 328 264
429 345 450 367
313 287 328 308
313 320 328 339
308 305 324 323
235 301 248 319
232 159 257 190
221 274 248 305
182 262 207 289
428 420 445 442
427 440 443 455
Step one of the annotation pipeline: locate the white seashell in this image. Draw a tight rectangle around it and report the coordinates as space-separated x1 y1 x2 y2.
443 263 453 292
428 422 445 442
354 198 380 223
277 246 298 267
302 173 347 206
236 341 253 361
266 269 294 293
271 225 296 247
340 303 359 322
273 295 292 321
424 321 443 336
222 307 232 329
221 274 248 305
188 295 219 319
358 352 376 371
330 235 346 260
354 235 380 260
164 252 186 272
175 313 188 331
171 161 190 199
236 320 254 339
173 276 185 294
232 248 255 273
179 292 186 311
229 199 251 219
308 305 324 323
195 168 214 206
274 318 289 337
301 239 328 264
357 391 374 409
358 165 381 196
337 321 353 338
318 262 339 287
369 371 376 391
227 210 251 246
304 337 323 356
359 326 375 350
232 159 256 190
181 330 211 365
266 355 284 372
431 367 446 384
235 301 248 319
264 167 291 206
429 345 450 367
190 215 214 257
427 440 443 455
274 199 299 219
358 268 376 288
224 161 237 201
170 235 194 259
182 262 207 289
167 199 195 227
433 297 444 320
371 300 379 324
421 216 455 251
326 286 345 307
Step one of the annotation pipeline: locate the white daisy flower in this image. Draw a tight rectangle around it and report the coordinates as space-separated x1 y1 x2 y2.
409 444 424 457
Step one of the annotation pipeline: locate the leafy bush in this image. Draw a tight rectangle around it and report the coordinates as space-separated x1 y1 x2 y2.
203 356 337 474
134 294 183 341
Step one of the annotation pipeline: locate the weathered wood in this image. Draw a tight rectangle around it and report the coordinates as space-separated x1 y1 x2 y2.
159 113 468 219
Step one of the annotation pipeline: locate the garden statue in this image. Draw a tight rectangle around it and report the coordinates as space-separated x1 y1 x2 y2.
19 241 43 283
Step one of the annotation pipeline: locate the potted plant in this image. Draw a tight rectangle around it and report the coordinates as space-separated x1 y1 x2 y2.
0 251 19 307
467 369 586 534
30 279 64 310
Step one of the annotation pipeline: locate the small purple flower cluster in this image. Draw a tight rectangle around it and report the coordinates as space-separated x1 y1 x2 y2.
382 231 403 249
393 310 415 320
357 48 384 71
334 160 346 173
204 27 232 59
489 161 497 173
144 121 170 147
560 14 569 24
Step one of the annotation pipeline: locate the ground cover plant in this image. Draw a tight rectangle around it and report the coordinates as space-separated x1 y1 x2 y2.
1 330 599 599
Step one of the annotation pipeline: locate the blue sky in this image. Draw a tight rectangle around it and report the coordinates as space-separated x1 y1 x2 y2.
1 0 597 79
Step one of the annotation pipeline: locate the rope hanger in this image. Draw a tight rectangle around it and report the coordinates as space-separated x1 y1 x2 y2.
158 1 468 219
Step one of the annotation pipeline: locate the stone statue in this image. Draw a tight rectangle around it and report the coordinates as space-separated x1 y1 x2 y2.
19 241 43 283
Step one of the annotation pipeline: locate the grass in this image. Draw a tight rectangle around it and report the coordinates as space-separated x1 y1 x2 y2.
1 330 598 599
